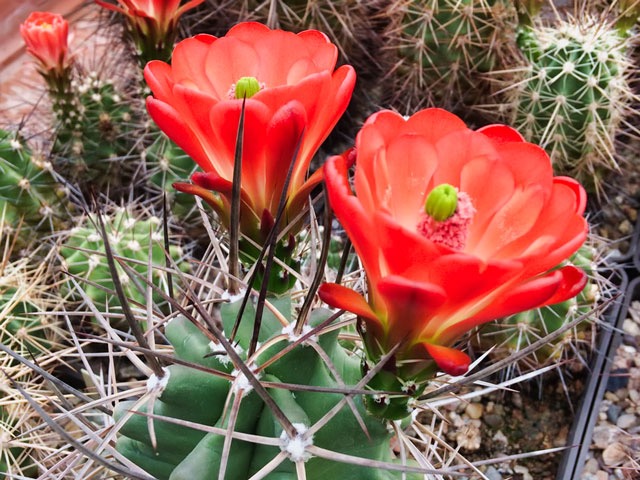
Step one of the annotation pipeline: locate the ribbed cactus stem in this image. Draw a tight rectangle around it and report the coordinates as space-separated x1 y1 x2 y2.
392 0 518 110
512 18 633 192
60 207 185 326
0 130 66 236
115 296 409 479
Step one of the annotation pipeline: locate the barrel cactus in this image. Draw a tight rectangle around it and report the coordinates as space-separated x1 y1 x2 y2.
388 0 518 112
0 129 66 237
60 206 186 325
509 16 635 192
115 297 411 479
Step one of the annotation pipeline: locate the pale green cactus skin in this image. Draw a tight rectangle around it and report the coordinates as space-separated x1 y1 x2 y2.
60 208 184 321
512 19 632 191
0 130 66 234
393 0 517 110
115 297 415 479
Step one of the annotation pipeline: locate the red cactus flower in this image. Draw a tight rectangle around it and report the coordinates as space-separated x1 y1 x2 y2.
144 22 356 245
95 0 204 62
20 12 70 74
319 109 588 378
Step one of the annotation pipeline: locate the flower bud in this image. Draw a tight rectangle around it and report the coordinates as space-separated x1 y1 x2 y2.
425 184 458 222
234 77 261 99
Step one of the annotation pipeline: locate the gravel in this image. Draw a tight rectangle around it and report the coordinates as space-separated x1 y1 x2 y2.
581 300 640 479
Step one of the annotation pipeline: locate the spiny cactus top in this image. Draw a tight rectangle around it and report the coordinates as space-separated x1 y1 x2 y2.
60 207 184 321
393 0 517 109
512 17 632 190
319 108 588 386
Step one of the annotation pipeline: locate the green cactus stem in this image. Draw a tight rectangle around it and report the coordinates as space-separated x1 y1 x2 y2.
115 296 413 479
52 72 136 190
391 0 518 111
143 133 198 220
511 17 634 192
60 207 185 326
0 130 67 237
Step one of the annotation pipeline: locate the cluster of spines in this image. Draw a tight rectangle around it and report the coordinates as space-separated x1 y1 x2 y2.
386 0 518 113
0 130 67 237
508 14 635 192
59 206 185 326
51 71 136 189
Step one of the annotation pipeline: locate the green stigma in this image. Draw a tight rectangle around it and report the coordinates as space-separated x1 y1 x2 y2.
425 184 458 222
234 76 261 99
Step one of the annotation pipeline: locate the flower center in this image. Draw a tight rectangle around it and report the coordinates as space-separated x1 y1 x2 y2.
228 76 263 99
417 185 475 250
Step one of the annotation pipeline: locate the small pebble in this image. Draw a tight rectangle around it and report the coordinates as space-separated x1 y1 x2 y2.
602 442 627 466
606 391 620 402
607 404 623 423
485 401 494 414
592 425 617 449
616 413 637 429
484 466 502 480
484 413 504 429
513 465 532 480
492 430 508 445
465 402 483 420
618 219 632 235
623 319 640 337
584 457 599 474
511 393 523 409
596 471 609 480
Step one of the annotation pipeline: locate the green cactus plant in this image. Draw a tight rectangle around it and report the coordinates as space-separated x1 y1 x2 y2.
51 72 136 190
143 133 198 220
389 0 518 112
60 206 186 325
0 281 59 358
0 394 37 477
0 130 67 236
510 16 634 192
115 297 413 479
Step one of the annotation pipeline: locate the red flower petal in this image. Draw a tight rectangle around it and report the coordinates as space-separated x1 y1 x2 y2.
324 154 381 283
422 344 471 376
375 275 447 339
478 124 525 144
318 283 379 324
